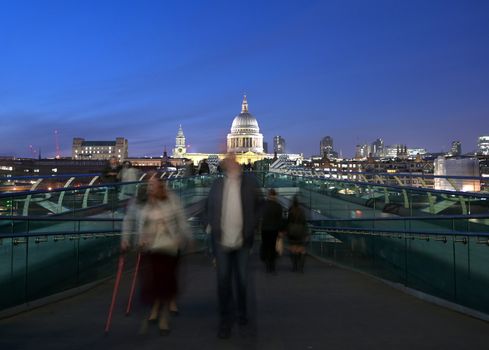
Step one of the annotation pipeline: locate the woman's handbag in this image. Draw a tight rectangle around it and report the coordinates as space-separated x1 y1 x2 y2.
150 218 180 255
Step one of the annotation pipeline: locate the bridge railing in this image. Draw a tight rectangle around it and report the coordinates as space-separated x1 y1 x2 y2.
269 167 489 192
0 174 218 314
0 217 208 314
308 214 489 316
0 173 218 217
265 173 489 218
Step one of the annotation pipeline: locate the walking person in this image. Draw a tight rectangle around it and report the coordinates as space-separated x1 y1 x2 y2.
198 159 210 175
121 175 190 335
286 196 309 273
205 153 262 339
260 189 284 273
118 160 141 199
102 156 122 209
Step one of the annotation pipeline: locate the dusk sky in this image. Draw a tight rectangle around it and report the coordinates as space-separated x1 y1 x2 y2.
1 0 488 158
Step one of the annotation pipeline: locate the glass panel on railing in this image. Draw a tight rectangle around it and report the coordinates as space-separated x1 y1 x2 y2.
0 238 17 310
7 237 28 309
77 235 120 285
456 236 489 314
25 235 78 302
405 234 455 301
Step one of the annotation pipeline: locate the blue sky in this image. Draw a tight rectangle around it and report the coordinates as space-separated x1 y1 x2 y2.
1 0 488 157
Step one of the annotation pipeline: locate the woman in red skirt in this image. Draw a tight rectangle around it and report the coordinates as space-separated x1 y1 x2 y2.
137 176 190 335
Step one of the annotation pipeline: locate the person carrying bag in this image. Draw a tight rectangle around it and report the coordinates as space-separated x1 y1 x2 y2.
137 176 191 335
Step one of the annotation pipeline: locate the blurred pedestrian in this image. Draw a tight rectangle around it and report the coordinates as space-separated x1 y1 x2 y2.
102 156 122 209
183 159 195 177
102 156 121 183
118 161 141 199
260 189 284 273
198 159 210 175
205 153 262 339
287 196 309 273
122 175 190 335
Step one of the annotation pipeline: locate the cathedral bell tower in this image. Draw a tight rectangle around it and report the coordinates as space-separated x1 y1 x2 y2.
172 125 187 158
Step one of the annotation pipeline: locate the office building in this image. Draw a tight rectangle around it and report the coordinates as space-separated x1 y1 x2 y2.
478 136 489 155
273 136 286 154
450 141 462 157
72 137 128 160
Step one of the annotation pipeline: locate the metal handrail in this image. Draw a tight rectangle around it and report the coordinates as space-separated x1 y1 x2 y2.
311 170 488 181
0 216 124 222
0 174 217 199
308 225 489 238
0 173 100 182
4 228 123 239
280 173 489 198
308 214 489 223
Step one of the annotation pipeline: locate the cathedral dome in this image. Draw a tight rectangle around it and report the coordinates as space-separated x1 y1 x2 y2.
227 95 264 154
230 95 260 134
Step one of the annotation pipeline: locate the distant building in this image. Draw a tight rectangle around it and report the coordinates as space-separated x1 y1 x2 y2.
449 141 462 156
478 136 489 155
227 95 264 154
0 157 108 177
273 136 286 154
355 144 370 159
263 142 269 154
434 157 480 192
172 125 187 158
384 144 408 158
72 137 128 160
371 138 384 158
406 148 427 157
320 136 337 158
170 95 271 165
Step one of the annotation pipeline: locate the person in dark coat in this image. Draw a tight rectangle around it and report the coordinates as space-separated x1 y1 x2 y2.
102 156 121 183
198 159 210 175
260 189 284 273
287 196 309 272
183 159 195 177
204 153 263 339
102 157 122 208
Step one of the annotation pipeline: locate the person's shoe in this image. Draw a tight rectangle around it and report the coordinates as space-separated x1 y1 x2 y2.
158 309 171 335
169 300 179 316
217 327 231 339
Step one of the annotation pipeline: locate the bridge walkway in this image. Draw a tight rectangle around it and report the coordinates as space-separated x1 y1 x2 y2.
1 253 489 350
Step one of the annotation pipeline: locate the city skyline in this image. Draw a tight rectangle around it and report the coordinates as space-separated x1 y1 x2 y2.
1 0 489 158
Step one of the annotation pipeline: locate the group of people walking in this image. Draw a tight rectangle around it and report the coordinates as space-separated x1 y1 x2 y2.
261 190 308 274
119 153 309 339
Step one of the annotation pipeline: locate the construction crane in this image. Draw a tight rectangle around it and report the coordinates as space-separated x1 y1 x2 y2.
54 129 61 159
